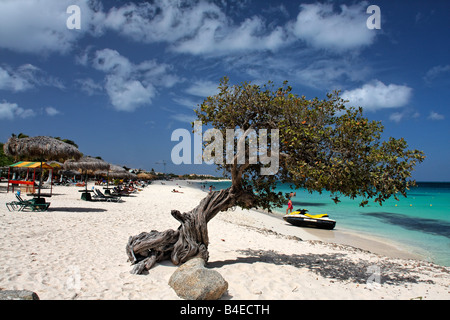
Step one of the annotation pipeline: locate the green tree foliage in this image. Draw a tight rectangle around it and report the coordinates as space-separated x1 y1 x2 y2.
0 143 14 167
195 77 425 209
53 137 79 148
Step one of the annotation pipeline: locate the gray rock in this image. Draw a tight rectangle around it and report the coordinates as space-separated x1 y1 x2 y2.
0 290 40 300
169 258 228 300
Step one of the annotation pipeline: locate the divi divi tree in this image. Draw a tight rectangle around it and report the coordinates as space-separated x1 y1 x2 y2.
126 77 425 274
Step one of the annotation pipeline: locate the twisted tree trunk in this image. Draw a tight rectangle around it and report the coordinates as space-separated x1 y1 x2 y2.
126 186 255 274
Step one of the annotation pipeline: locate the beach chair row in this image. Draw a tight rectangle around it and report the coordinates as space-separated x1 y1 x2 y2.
92 189 122 202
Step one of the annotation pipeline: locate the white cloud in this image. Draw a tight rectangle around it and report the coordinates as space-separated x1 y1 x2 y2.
104 76 156 112
389 112 405 123
170 113 197 123
0 102 62 120
0 64 64 92
185 80 220 98
100 0 291 56
173 97 202 109
99 1 376 57
45 107 61 116
76 78 104 96
0 0 380 58
0 66 33 92
0 101 35 120
0 64 41 92
0 0 379 58
428 111 445 121
92 49 133 75
103 1 223 44
424 65 450 84
173 15 289 56
0 102 18 120
91 49 180 112
0 0 104 54
293 57 371 89
342 80 412 111
289 2 375 51
389 110 420 123
15 108 36 119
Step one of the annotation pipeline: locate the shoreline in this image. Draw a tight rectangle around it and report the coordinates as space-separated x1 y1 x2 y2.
252 207 426 262
192 180 429 263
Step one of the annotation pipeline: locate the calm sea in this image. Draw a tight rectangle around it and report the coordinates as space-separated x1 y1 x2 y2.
200 181 450 266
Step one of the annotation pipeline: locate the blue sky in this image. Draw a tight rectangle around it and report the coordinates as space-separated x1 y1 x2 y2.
0 0 448 180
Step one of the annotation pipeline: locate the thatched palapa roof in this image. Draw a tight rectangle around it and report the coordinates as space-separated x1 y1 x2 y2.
3 136 82 161
3 136 82 199
97 164 133 178
60 170 82 176
64 156 110 172
137 172 155 180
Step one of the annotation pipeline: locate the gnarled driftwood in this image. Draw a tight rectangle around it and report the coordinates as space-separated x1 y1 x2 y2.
126 186 255 274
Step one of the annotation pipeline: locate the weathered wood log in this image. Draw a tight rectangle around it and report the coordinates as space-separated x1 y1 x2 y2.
126 186 255 274
126 229 179 274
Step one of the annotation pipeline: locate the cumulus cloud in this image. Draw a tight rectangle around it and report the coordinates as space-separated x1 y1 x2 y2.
342 80 412 111
0 102 63 120
100 1 290 56
0 0 104 54
289 2 375 51
104 76 155 112
45 106 61 116
91 49 180 112
0 101 35 120
0 0 379 57
102 0 223 44
99 1 376 56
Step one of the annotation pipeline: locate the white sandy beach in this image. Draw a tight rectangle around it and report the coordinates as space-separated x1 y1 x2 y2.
0 180 449 300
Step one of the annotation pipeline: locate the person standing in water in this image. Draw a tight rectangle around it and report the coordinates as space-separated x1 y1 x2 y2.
286 198 293 214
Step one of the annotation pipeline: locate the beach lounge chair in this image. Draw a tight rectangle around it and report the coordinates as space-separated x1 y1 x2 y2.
5 197 24 211
111 187 131 197
6 193 33 211
94 189 121 202
6 193 50 212
92 189 108 202
16 194 50 211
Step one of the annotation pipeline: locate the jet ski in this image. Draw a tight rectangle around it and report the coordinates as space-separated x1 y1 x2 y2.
283 209 336 230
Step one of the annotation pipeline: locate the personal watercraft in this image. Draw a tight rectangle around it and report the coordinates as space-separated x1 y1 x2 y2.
283 209 336 230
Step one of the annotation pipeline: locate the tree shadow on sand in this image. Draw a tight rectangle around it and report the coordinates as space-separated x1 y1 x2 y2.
208 249 432 285
48 207 107 213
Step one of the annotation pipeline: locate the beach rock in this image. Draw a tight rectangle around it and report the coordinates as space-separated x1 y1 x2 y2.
169 258 228 300
0 290 40 300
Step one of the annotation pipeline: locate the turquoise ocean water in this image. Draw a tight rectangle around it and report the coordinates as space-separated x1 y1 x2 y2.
200 181 450 266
